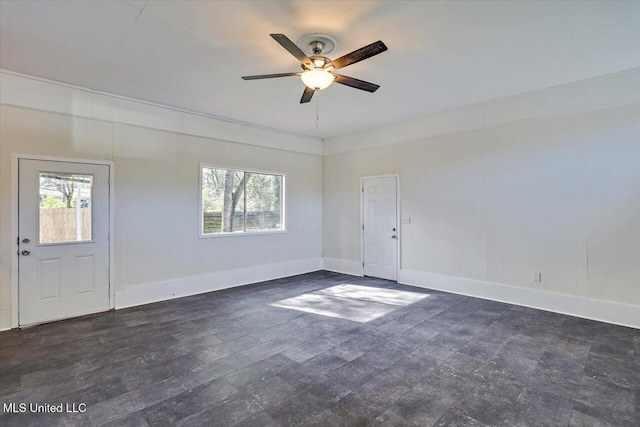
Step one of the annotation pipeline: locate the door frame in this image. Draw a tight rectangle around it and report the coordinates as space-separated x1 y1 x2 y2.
360 173 401 280
11 154 115 328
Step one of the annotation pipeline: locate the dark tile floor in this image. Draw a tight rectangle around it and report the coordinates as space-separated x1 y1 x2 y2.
0 271 638 427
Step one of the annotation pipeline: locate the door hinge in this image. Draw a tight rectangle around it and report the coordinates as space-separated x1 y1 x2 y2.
362 261 365 267
362 224 364 230
362 187 364 193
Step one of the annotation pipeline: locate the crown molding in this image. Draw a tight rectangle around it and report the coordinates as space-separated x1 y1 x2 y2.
0 69 323 156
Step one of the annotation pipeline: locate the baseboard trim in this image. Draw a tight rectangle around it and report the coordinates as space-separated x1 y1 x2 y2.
116 258 323 309
322 257 364 277
0 309 11 331
398 269 640 329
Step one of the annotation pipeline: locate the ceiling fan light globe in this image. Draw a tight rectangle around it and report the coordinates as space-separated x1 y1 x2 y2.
301 70 335 91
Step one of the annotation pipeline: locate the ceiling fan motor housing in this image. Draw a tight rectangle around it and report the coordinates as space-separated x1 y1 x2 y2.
303 55 331 70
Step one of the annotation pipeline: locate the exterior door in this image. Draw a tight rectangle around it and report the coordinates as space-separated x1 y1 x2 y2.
18 159 110 326
363 176 398 281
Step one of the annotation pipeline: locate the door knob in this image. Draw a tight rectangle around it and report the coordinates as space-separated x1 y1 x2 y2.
21 250 30 256
391 235 397 239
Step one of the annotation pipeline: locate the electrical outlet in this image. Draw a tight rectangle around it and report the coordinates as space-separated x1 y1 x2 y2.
532 272 542 283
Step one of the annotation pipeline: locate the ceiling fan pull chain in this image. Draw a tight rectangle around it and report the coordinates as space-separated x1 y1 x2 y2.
316 100 319 130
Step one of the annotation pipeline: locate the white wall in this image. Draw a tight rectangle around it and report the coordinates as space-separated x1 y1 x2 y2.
2 69 639 330
0 72 323 330
323 101 640 327
324 67 640 156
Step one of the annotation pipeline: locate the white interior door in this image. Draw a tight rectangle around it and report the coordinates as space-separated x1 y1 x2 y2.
363 176 398 281
18 159 110 326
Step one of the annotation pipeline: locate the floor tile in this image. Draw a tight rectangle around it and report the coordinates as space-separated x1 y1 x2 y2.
1 271 636 427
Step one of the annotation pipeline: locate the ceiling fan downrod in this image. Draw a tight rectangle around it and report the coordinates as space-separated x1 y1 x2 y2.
309 40 324 55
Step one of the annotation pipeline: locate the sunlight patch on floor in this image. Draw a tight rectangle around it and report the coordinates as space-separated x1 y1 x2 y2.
271 284 429 323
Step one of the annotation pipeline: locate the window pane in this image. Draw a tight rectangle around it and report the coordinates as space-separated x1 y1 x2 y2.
39 172 93 244
245 173 282 232
201 168 245 234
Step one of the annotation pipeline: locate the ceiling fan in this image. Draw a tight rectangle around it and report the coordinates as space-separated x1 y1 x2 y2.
242 34 388 103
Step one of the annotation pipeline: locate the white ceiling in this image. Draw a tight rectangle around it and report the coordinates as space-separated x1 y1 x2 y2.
1 1 639 138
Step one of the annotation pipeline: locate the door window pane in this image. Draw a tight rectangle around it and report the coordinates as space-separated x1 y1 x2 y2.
39 173 93 244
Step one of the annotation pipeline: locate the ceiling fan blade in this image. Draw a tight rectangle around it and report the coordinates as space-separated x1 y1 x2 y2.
300 87 315 103
242 72 301 80
328 40 388 70
333 74 380 92
270 34 314 69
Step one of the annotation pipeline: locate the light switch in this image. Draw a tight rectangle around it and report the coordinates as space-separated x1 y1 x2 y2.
402 217 411 224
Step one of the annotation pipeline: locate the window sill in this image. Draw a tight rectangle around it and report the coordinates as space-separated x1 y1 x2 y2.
199 230 287 239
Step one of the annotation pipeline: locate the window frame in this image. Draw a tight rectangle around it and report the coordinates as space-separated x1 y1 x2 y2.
199 163 286 238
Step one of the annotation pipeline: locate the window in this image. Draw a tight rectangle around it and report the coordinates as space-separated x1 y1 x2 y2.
39 172 93 244
201 166 284 235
